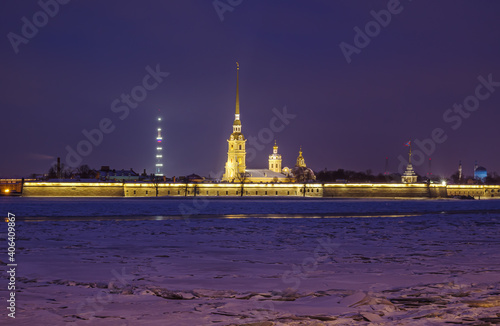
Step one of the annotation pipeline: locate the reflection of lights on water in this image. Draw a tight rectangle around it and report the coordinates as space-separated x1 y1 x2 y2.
222 214 418 219
154 216 166 220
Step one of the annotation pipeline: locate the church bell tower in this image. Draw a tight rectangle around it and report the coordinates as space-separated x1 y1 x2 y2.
269 140 282 173
222 62 247 181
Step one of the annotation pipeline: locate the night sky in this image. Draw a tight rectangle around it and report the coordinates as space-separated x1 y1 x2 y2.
2 0 500 179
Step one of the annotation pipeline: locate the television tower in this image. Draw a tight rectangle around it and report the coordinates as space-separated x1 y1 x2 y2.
155 117 163 176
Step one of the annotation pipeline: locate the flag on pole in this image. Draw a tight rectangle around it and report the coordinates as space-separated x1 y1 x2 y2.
404 141 411 147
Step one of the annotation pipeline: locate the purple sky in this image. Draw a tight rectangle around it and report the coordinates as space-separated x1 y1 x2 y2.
1 0 500 178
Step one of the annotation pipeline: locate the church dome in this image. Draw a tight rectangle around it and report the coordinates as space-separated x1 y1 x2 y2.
295 148 306 168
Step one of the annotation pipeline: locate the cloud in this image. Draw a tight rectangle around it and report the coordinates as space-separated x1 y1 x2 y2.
26 153 56 160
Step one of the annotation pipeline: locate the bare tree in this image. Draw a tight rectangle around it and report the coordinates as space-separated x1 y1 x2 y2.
76 164 95 178
236 172 249 197
47 162 73 180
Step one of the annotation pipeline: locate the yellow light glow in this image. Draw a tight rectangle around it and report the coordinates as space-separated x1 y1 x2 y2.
4 189 10 193
22 182 499 196
24 182 122 187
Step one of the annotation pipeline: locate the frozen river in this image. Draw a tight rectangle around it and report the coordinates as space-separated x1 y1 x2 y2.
1 198 500 325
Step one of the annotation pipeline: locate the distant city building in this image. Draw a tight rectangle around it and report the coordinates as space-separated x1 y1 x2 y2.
401 141 417 183
474 162 487 182
183 174 205 183
98 166 139 181
402 164 418 183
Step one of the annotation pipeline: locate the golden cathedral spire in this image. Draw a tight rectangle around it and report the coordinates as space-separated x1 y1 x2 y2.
223 62 246 181
235 62 240 120
232 62 242 134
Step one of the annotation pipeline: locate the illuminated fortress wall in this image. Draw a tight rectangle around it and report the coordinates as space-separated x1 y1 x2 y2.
22 182 323 197
125 183 324 197
23 182 125 197
0 179 24 194
323 184 448 198
21 182 500 199
447 185 500 199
